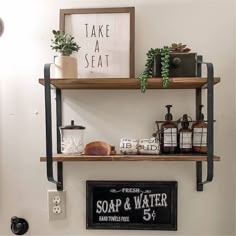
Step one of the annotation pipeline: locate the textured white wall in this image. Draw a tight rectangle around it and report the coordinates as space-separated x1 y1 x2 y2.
0 0 235 235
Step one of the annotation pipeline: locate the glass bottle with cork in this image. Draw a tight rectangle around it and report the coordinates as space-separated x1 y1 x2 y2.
192 105 207 153
161 105 178 154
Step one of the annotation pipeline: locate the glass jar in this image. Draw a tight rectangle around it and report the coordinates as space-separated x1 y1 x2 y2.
60 120 86 154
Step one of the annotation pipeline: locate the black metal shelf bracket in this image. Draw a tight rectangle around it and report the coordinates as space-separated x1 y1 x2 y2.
44 63 63 191
196 55 214 191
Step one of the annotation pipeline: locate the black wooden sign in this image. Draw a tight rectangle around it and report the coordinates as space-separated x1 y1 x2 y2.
86 181 177 231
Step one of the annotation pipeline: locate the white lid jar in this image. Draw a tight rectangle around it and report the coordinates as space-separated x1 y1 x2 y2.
60 120 86 154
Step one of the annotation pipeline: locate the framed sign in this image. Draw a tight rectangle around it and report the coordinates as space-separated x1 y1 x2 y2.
86 181 177 231
60 7 135 78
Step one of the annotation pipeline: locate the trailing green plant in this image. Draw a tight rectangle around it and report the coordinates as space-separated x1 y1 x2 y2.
160 47 170 88
139 46 170 93
139 48 160 93
51 30 80 56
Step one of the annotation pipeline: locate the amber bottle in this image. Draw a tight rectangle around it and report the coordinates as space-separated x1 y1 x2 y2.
161 105 178 154
192 105 207 153
179 114 192 153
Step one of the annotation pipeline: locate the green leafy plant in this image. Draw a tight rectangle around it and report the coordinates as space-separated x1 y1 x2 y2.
51 30 80 56
139 46 170 93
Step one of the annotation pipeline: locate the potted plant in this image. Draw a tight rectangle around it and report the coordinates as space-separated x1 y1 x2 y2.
51 30 80 78
139 43 195 93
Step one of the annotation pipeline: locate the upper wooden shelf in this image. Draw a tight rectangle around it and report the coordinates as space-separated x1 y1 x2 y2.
39 77 220 90
40 154 220 162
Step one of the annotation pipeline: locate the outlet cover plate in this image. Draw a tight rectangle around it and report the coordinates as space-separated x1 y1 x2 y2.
48 190 66 220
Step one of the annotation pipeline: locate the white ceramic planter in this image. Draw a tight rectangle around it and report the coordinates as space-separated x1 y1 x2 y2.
54 56 78 78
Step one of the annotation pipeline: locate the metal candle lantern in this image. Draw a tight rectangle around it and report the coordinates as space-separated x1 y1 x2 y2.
60 120 85 154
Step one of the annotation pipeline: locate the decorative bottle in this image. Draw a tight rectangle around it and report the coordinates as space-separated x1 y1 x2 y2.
161 105 178 154
179 114 192 153
192 105 207 153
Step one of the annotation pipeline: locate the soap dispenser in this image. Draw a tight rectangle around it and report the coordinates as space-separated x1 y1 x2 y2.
192 105 207 153
161 105 178 154
179 114 192 153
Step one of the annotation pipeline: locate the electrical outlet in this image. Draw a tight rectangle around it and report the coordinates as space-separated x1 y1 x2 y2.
48 190 66 220
52 196 61 204
52 206 61 214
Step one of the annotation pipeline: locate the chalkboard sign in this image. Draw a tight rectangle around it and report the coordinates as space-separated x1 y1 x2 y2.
86 181 177 230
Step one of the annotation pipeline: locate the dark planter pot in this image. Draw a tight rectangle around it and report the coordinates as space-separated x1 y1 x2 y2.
152 53 197 77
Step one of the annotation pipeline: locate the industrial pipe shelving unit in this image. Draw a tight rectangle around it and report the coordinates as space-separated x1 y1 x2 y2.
39 55 220 191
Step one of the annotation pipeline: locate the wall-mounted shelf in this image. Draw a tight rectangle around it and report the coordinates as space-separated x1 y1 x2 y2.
40 56 220 192
39 77 220 90
40 154 221 162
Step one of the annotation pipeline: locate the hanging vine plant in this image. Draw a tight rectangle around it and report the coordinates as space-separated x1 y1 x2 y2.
139 48 159 93
139 46 170 93
160 47 170 89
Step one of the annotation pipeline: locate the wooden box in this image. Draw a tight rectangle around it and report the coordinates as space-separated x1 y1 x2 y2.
152 53 197 77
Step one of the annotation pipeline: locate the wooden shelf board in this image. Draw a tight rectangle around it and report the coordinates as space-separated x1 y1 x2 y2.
39 77 220 90
40 154 220 162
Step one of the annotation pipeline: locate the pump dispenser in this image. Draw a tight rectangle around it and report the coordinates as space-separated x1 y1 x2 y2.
179 114 192 153
161 105 178 154
165 105 173 121
192 105 207 153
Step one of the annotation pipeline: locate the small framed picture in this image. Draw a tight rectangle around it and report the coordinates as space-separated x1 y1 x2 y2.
60 7 135 78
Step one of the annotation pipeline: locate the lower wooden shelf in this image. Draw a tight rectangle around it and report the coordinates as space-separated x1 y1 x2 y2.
40 154 220 162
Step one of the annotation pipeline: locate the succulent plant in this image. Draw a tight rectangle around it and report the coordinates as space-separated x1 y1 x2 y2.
169 43 191 53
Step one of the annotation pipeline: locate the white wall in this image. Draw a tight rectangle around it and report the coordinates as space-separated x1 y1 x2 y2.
0 0 235 235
